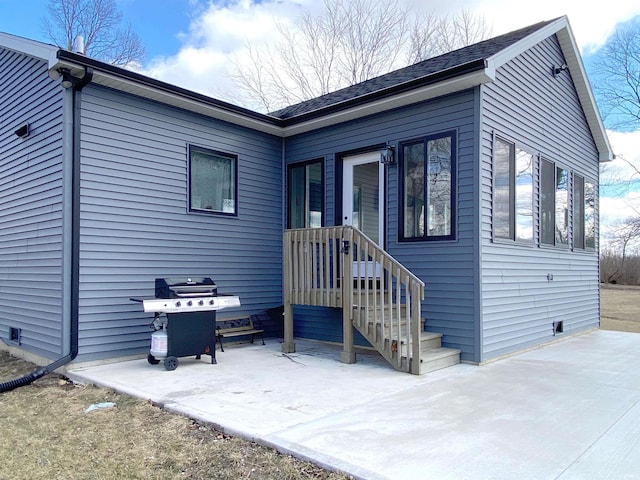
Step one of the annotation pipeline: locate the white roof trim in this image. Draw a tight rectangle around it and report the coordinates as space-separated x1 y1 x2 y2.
47 57 286 136
487 17 613 162
282 70 494 137
0 32 57 61
5 22 613 160
555 24 614 162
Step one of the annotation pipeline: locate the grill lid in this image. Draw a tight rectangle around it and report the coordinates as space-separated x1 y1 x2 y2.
155 277 217 298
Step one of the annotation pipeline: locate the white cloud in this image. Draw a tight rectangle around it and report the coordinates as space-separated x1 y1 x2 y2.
141 0 640 106
453 0 640 52
599 130 640 246
606 130 640 174
142 0 315 104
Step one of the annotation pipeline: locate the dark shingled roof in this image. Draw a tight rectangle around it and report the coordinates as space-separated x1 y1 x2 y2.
270 18 559 121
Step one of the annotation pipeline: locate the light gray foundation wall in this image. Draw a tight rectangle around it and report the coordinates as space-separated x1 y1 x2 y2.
76 85 284 361
480 36 600 361
0 49 64 359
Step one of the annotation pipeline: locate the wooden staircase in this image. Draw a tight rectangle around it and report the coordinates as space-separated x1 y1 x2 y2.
283 226 460 375
352 295 460 374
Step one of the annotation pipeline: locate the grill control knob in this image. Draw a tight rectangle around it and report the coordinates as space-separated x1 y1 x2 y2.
175 301 181 307
209 299 215 305
198 300 204 306
187 300 193 306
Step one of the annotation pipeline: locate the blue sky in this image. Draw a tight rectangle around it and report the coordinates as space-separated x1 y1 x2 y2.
1 0 637 105
0 0 194 58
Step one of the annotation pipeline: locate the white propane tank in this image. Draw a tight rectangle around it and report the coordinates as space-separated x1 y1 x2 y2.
150 327 168 359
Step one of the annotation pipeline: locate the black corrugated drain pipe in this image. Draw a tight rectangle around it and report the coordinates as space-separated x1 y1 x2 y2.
1 66 93 393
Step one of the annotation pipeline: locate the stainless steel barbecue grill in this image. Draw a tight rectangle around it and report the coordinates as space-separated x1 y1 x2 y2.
131 277 240 370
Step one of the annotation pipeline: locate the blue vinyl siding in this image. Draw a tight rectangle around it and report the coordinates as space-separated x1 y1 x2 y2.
0 49 64 359
76 85 283 361
286 91 479 361
480 36 600 361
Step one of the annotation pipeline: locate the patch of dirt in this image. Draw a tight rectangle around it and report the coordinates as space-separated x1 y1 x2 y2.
0 351 351 480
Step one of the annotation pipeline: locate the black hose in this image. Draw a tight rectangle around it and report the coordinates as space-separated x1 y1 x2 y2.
0 366 49 393
1 67 92 395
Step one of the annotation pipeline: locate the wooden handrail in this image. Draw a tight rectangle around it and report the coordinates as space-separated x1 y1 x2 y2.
283 226 425 373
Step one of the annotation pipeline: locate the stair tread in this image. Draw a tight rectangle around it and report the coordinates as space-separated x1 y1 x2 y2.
420 332 443 340
420 347 461 360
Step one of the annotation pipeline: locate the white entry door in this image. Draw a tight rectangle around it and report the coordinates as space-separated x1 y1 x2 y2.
342 151 384 246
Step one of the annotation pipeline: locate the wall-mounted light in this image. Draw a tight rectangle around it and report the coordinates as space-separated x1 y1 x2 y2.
380 145 395 165
14 123 30 138
552 64 568 77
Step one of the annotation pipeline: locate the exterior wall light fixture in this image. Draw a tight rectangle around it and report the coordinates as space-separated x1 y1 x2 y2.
552 64 568 77
14 123 30 138
380 145 395 165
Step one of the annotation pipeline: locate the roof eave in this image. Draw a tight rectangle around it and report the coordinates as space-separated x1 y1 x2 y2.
48 51 493 138
49 50 286 137
284 68 494 137
554 25 614 162
0 32 58 61
486 17 613 163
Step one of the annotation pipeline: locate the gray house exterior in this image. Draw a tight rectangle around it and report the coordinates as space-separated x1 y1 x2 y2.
0 16 612 370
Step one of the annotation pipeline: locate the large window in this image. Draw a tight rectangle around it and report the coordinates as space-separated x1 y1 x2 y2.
574 175 596 250
493 137 533 242
288 160 323 229
493 134 597 251
400 131 456 241
540 159 569 247
189 146 237 215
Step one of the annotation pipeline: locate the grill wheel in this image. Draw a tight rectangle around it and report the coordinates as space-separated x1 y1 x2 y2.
163 356 178 371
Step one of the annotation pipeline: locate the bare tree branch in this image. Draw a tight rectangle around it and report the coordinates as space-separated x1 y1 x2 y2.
408 9 492 64
42 0 145 67
227 0 491 112
592 19 640 131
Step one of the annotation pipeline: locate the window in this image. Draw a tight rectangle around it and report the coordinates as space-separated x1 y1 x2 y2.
574 175 585 249
540 159 568 247
585 181 596 249
288 160 323 228
400 132 456 241
574 175 596 250
493 137 533 242
189 146 237 215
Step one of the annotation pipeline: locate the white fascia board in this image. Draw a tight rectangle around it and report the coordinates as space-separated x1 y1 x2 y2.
48 57 493 139
282 69 495 137
488 17 569 69
0 32 57 61
486 17 613 162
555 25 614 162
48 58 285 137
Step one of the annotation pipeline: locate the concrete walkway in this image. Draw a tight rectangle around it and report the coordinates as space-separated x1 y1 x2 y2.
68 330 640 480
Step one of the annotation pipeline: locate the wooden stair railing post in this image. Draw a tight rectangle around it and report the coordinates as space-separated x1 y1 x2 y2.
340 226 356 364
410 281 422 374
282 231 295 353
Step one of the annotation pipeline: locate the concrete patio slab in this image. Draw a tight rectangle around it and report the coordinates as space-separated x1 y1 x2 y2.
67 330 640 480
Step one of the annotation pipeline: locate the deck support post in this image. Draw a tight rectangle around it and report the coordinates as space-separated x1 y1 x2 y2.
282 302 295 353
340 306 356 364
282 232 295 353
340 228 356 364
